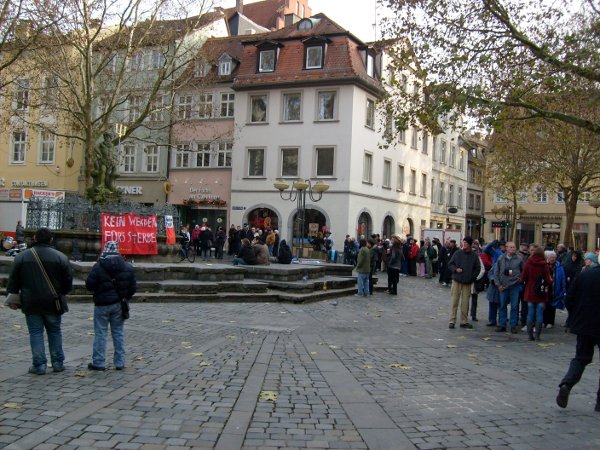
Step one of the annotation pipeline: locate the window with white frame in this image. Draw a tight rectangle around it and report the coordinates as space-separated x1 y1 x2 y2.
177 95 193 120
363 152 373 183
409 169 416 195
259 49 276 72
432 136 437 160
459 150 465 171
121 144 136 173
220 92 235 117
422 131 429 154
175 144 191 168
149 50 165 69
450 145 456 167
397 164 405 191
39 131 55 163
195 59 209 77
448 184 454 206
11 130 26 163
439 182 445 204
144 145 159 172
534 185 548 203
306 45 323 69
15 79 30 110
431 178 436 202
317 90 336 120
196 143 211 167
316 146 334 177
556 191 565 203
366 53 374 77
281 147 299 177
458 187 463 208
149 95 164 122
421 173 427 197
366 98 375 128
440 140 447 164
127 52 144 71
217 142 232 167
494 193 508 203
517 191 528 203
250 94 268 122
198 93 213 119
219 55 232 76
475 195 481 210
283 92 301 122
411 128 418 148
128 95 143 122
248 148 265 176
578 192 592 203
43 76 58 108
383 159 391 188
398 128 406 143
384 112 393 138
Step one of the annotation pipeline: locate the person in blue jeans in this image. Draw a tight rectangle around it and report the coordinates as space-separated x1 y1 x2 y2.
355 239 371 296
86 241 136 370
6 228 73 375
493 242 524 333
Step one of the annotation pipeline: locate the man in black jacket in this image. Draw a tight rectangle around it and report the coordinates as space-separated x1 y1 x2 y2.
556 265 600 411
7 228 73 375
448 237 481 330
86 241 136 371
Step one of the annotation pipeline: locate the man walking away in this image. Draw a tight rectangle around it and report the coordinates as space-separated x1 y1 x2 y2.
6 228 73 374
556 264 600 411
448 237 481 329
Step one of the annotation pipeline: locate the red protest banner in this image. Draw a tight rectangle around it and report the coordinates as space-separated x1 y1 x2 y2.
101 213 158 255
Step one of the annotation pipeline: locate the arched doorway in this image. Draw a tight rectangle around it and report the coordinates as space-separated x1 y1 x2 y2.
402 218 414 238
357 212 373 238
292 208 326 246
382 215 395 238
246 207 279 230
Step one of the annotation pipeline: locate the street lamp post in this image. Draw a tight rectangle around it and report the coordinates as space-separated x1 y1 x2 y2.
274 179 329 258
491 205 526 242
590 197 600 217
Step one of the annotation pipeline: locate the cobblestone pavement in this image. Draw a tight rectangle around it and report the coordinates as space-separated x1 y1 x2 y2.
1 274 599 450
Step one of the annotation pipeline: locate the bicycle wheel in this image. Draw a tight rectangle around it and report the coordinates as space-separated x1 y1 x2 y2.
187 248 196 263
175 247 185 263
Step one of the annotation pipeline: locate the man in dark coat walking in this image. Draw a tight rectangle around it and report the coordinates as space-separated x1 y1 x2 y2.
556 264 600 411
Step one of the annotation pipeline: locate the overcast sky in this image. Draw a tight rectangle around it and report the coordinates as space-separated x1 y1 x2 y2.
216 0 382 42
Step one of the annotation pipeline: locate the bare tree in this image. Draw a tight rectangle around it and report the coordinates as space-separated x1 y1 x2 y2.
380 0 600 136
11 0 223 202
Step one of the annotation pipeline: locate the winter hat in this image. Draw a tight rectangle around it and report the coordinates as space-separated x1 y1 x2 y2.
103 240 119 255
584 252 598 265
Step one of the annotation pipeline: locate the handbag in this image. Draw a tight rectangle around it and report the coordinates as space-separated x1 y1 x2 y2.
31 248 68 314
111 278 130 320
4 292 21 308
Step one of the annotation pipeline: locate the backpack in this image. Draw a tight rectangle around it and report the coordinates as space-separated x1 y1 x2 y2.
533 273 548 297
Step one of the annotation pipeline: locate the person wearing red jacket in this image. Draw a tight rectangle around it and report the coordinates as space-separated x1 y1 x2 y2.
408 238 419 277
520 245 553 341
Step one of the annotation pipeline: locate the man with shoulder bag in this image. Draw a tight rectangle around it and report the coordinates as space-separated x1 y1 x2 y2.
6 228 73 375
86 241 136 371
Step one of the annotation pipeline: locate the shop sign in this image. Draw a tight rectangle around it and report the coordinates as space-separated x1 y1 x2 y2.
116 185 143 195
11 180 48 187
542 223 560 230
232 206 246 211
24 189 65 202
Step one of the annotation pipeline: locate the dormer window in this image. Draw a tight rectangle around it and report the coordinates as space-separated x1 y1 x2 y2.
194 59 210 77
218 54 232 76
306 46 323 69
255 41 281 73
259 49 275 72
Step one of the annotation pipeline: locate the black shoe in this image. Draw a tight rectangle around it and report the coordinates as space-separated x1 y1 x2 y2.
115 366 124 371
556 385 570 408
460 323 473 329
88 363 106 371
448 323 455 329
595 402 600 412
472 318 478 322
486 322 496 327
495 326 507 332
52 366 65 373
510 327 518 334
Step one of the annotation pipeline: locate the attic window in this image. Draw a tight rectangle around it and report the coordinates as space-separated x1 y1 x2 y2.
305 46 323 69
259 49 276 72
218 55 232 76
297 18 313 30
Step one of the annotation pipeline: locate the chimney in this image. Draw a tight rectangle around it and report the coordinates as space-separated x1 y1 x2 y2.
236 0 243 14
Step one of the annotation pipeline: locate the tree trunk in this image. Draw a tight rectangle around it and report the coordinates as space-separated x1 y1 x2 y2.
563 192 579 248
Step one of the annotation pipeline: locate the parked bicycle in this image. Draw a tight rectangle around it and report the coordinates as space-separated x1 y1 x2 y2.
176 242 195 263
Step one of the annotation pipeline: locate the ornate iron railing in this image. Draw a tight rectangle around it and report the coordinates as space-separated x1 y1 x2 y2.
26 195 180 235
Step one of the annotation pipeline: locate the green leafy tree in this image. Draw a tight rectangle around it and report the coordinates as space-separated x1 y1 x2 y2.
379 0 600 135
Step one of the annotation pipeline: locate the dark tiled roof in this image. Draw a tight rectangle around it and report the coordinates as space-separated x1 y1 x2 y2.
232 14 384 96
